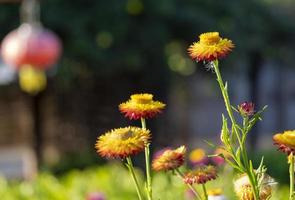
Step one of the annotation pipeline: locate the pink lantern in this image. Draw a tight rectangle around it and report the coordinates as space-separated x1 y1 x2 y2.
1 23 61 70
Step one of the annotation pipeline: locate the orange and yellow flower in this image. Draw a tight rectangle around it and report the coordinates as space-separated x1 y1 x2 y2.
188 32 234 62
234 173 274 200
189 148 209 166
183 165 217 185
95 126 150 159
273 130 295 155
119 93 165 120
152 146 186 171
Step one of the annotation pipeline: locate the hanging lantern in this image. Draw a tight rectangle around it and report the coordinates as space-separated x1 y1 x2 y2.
19 64 47 95
1 0 62 70
1 23 61 70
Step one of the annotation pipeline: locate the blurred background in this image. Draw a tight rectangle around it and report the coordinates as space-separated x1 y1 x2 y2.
0 0 294 199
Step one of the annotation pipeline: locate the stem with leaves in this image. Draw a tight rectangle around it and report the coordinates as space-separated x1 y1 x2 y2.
175 168 202 200
289 153 294 200
141 118 152 200
202 184 208 200
126 157 144 200
212 60 263 199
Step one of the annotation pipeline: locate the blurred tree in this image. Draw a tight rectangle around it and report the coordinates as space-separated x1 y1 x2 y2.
0 0 294 159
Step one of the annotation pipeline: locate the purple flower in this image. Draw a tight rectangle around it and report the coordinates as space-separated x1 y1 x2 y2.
86 192 105 200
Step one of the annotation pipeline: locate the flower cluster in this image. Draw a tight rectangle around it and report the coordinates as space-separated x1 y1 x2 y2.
119 93 165 120
152 146 186 171
183 165 217 185
188 32 234 62
273 130 295 155
234 174 274 200
96 126 150 159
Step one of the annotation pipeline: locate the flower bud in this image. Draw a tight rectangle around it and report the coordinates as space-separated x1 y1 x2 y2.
238 102 255 117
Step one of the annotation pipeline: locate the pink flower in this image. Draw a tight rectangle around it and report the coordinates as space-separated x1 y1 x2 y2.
86 192 105 200
238 102 255 117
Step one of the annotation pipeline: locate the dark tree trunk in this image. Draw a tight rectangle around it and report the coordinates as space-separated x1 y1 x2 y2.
31 92 43 167
248 51 263 149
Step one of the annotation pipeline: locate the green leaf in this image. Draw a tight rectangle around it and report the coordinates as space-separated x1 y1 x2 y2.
203 140 216 148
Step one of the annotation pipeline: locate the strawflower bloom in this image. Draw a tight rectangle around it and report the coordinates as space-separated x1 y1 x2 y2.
208 188 227 200
119 93 165 120
183 165 217 185
189 148 209 166
188 32 234 62
238 102 255 117
95 126 150 159
273 130 295 155
152 146 186 171
234 173 274 200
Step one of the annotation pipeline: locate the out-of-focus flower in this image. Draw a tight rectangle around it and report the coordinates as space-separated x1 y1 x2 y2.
86 192 105 200
273 130 295 155
119 93 165 120
152 146 186 171
19 65 46 95
234 173 274 200
183 165 217 185
187 32 234 62
95 126 150 159
212 147 231 166
238 102 255 117
189 148 209 166
208 188 227 200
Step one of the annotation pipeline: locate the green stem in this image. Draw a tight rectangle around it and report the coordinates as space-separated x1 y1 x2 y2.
141 118 152 200
290 153 294 200
126 157 144 200
212 60 260 199
175 169 202 200
212 60 242 146
202 184 208 200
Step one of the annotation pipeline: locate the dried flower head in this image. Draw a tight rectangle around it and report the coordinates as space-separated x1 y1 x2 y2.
188 32 234 62
183 165 217 185
152 146 186 171
238 102 255 117
234 173 274 200
95 126 150 159
273 130 295 155
189 148 209 166
119 93 165 120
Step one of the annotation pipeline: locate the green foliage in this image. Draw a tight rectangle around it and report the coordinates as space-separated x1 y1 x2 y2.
0 163 289 199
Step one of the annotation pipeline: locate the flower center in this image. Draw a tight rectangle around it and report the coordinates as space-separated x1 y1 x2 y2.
199 32 221 45
121 129 134 140
131 94 153 104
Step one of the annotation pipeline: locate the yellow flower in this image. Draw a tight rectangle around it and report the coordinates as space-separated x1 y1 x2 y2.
152 146 186 171
188 32 234 62
234 174 274 200
207 188 223 196
119 93 165 120
183 165 217 185
95 126 150 159
19 65 47 95
189 148 209 165
273 130 295 155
